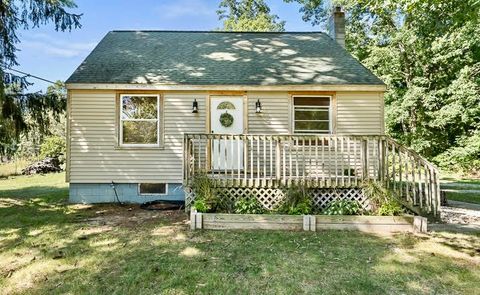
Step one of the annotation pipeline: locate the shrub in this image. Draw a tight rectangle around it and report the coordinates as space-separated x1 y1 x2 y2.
39 136 66 161
361 180 409 215
378 200 404 216
286 200 311 215
190 173 216 201
277 182 313 215
193 199 209 213
190 173 233 213
234 198 265 214
323 200 361 215
434 130 480 174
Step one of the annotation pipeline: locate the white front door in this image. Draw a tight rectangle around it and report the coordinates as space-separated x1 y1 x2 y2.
210 96 244 170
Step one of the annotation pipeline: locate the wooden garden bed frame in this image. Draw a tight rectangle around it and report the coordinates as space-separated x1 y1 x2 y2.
190 209 428 233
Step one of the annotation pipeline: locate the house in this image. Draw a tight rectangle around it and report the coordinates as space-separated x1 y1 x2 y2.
65 9 441 214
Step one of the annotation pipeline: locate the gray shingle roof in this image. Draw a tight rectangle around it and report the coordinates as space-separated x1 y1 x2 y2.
66 31 384 86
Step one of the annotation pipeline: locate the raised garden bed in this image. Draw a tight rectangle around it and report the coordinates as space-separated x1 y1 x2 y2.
190 209 428 233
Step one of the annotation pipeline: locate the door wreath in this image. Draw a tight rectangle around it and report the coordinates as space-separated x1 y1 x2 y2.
219 112 234 127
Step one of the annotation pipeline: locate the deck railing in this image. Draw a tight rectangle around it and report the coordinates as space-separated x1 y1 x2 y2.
183 134 441 215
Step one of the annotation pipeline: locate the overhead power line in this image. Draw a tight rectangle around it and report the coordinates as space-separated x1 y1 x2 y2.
1 64 57 84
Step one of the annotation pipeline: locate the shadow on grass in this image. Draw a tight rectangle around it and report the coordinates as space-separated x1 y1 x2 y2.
16 227 480 295
1 179 479 294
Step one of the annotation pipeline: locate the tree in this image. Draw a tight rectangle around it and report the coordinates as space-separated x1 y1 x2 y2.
288 0 480 173
0 0 81 158
218 0 285 32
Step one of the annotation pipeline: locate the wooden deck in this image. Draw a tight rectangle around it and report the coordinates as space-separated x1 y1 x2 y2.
183 134 441 215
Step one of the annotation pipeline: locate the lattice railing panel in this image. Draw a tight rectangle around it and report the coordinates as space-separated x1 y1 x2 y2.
185 187 369 211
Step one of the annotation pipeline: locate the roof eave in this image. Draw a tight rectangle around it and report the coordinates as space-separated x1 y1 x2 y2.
66 83 387 92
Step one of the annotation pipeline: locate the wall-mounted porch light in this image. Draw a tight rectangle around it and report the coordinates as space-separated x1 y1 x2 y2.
192 99 199 113
255 99 262 113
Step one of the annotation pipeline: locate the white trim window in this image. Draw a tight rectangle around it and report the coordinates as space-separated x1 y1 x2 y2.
120 94 160 146
293 96 331 134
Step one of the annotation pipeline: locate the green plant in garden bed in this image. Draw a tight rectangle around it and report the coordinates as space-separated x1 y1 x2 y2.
234 197 265 214
190 173 233 213
377 199 404 216
276 182 313 215
323 200 362 215
193 198 210 213
362 180 404 216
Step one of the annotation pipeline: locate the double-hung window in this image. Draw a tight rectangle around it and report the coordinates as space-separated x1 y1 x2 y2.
293 96 331 134
120 94 160 147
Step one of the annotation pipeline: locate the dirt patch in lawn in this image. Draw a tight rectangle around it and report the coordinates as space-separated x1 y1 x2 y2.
78 204 188 228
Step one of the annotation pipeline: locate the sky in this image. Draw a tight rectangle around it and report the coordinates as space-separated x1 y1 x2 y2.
15 0 321 92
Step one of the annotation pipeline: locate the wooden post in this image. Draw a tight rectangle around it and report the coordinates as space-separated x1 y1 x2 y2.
237 136 241 184
303 215 316 231
378 139 385 183
405 152 410 203
432 169 439 216
411 156 417 205
303 215 310 231
332 136 340 187
340 137 345 187
275 139 281 182
322 136 326 187
413 216 427 233
185 136 190 186
361 138 368 180
195 212 203 230
269 137 273 186
353 137 357 186
398 148 403 198
315 137 319 187
424 165 430 213
190 208 199 230
243 135 248 186
392 143 396 192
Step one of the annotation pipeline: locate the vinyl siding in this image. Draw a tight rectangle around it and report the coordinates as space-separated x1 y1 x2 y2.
69 90 206 183
247 91 290 134
68 90 384 183
336 92 384 135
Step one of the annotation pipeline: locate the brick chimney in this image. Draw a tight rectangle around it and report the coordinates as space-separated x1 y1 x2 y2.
328 6 345 48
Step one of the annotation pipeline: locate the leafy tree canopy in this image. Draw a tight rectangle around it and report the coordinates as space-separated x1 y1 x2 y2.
288 0 480 173
0 0 81 157
218 0 285 31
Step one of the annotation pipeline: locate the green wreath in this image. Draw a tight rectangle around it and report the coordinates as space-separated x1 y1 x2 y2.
219 112 234 127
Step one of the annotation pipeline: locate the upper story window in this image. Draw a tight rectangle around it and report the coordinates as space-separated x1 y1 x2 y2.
120 94 160 146
293 96 331 134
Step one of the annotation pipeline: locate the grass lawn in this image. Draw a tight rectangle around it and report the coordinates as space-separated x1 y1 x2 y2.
441 176 480 205
1 174 479 294
445 191 480 205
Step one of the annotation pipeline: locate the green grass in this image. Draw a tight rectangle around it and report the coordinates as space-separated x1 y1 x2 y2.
441 176 480 204
441 175 480 185
445 192 480 205
1 173 479 294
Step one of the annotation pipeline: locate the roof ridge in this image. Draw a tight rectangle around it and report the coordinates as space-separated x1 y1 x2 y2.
110 30 327 34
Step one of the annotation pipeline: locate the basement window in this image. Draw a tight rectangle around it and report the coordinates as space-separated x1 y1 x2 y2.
120 94 161 147
139 183 167 195
293 96 331 134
